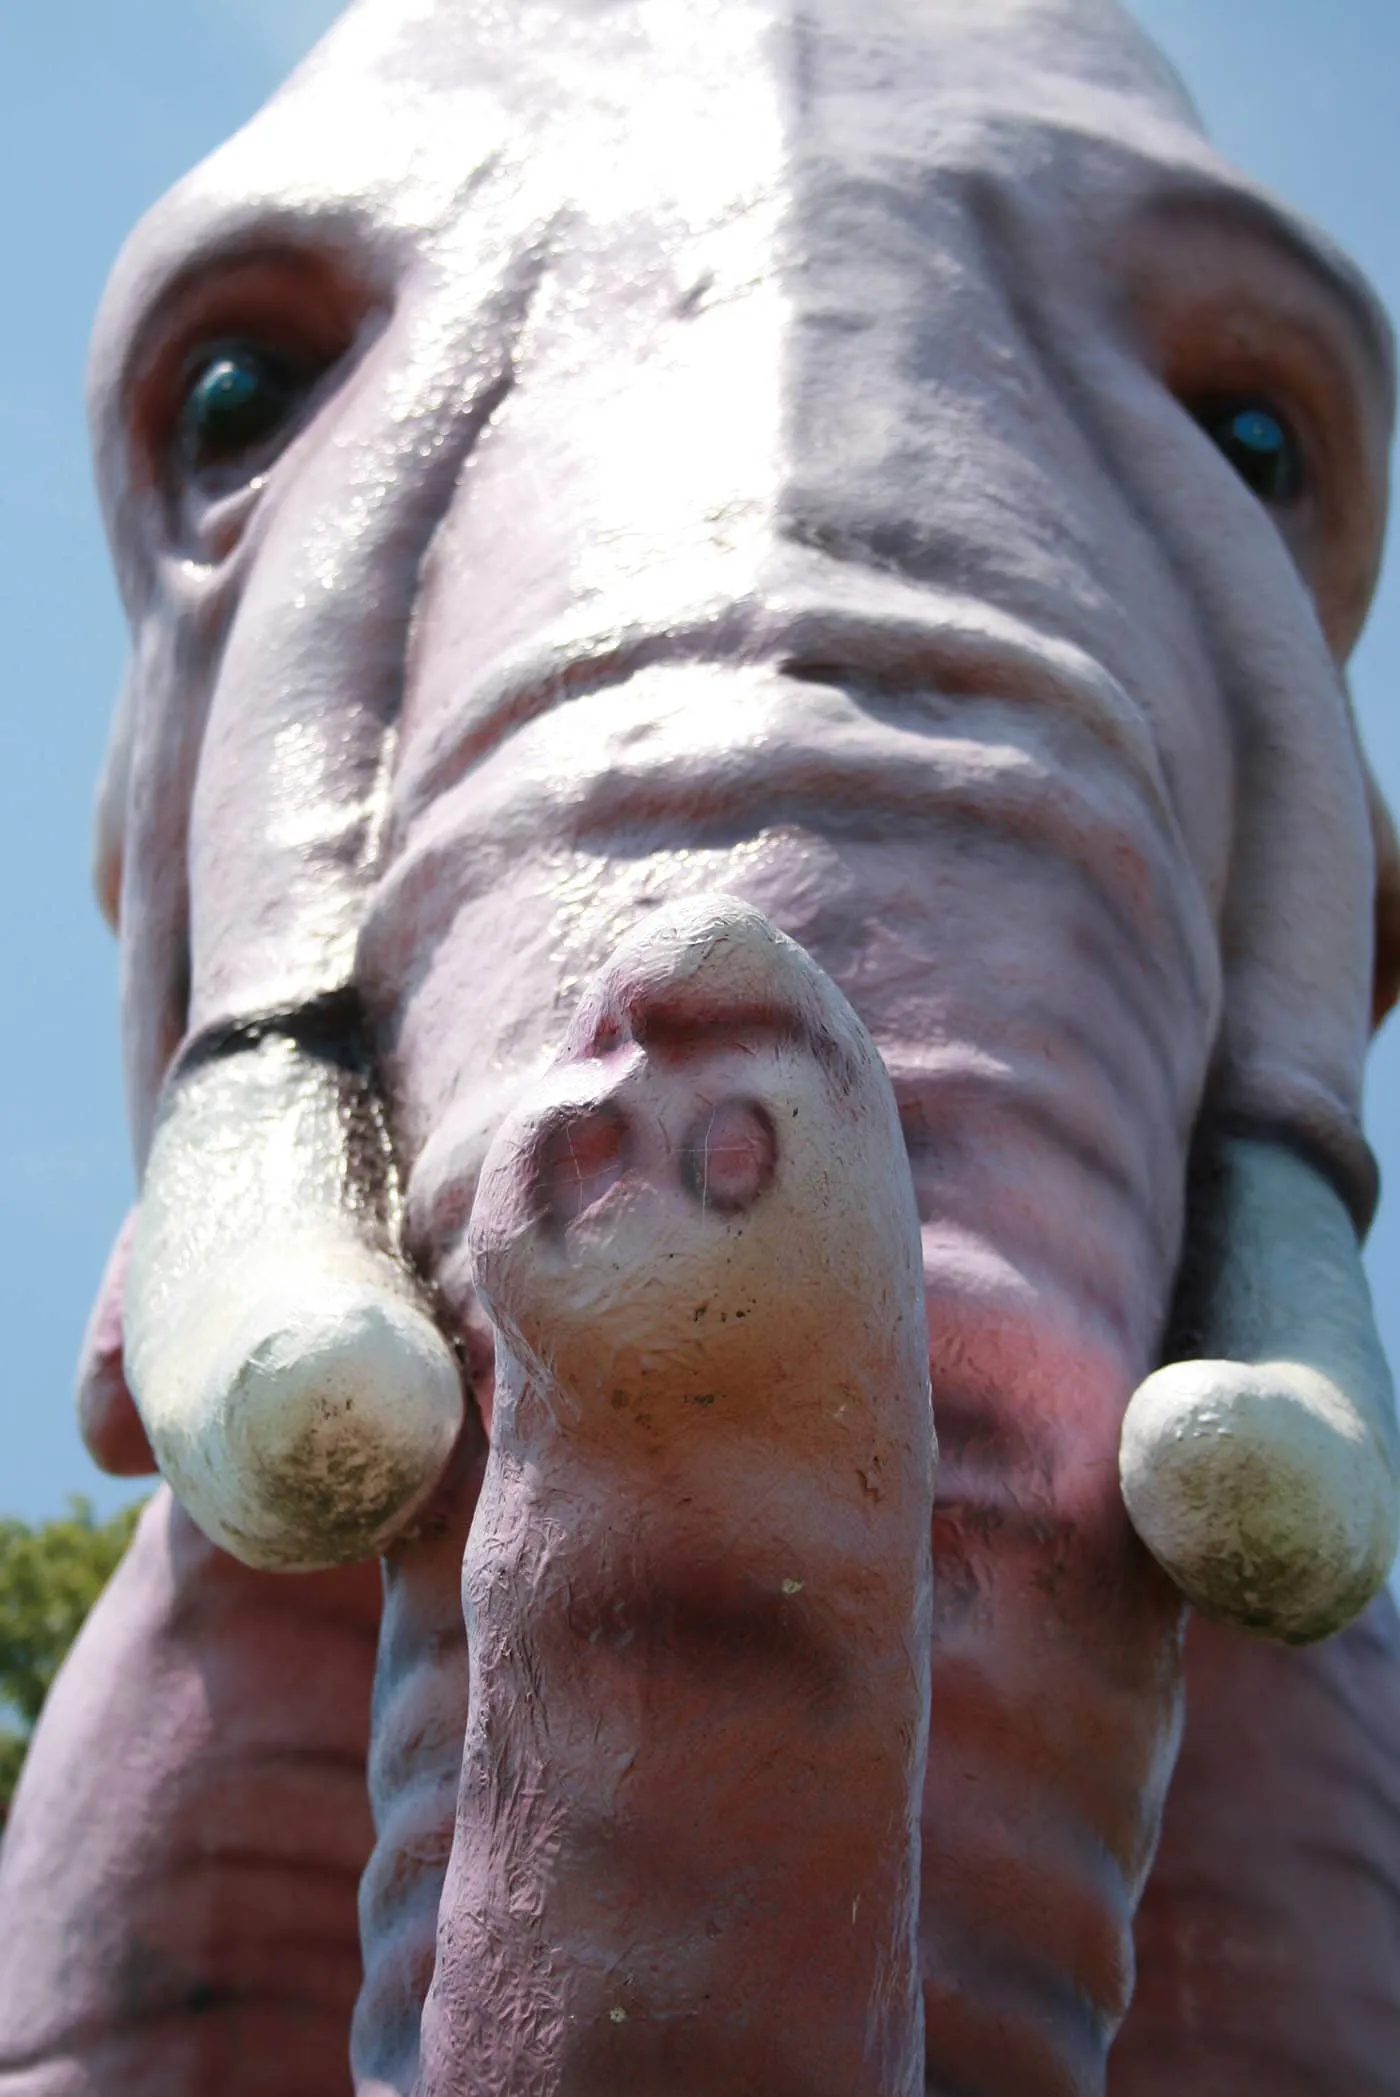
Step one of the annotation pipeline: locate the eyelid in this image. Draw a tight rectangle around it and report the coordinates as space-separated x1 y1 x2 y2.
120 246 378 491
1123 237 1381 525
1116 203 1390 654
1157 292 1344 457
1120 183 1394 414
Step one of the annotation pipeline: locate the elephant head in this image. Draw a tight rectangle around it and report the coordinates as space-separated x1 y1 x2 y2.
5 1 1400 2093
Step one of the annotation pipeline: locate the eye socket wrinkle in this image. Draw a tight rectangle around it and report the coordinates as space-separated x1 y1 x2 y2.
1142 178 1396 418
1113 170 1392 640
105 222 384 505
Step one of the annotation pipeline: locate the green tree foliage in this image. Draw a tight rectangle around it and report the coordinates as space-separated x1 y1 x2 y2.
0 1498 143 1821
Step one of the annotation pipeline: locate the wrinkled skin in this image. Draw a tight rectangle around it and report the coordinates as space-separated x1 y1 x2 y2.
4 0 1400 2091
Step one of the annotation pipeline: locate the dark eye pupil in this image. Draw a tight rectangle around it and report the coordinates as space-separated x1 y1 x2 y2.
180 348 298 467
1198 400 1302 503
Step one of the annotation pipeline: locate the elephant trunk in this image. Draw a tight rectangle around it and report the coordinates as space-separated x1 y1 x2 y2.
413 899 934 2096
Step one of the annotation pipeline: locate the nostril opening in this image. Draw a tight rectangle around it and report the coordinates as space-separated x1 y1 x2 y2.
534 1104 631 1229
681 1098 778 1215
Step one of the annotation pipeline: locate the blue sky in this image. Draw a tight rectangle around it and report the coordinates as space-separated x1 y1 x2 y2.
3 0 1399 1526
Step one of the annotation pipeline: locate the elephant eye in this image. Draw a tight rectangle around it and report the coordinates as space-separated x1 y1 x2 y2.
177 343 306 473
1196 399 1303 504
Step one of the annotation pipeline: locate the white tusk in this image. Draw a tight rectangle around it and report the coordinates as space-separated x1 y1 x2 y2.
125 1030 463 1572
1120 1136 1398 1643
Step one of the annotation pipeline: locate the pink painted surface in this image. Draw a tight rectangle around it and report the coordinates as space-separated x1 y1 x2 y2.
2 1 1399 2091
1113 1601 1400 2095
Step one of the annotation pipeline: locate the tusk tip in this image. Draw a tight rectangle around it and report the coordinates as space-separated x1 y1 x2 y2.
131 1249 464 1571
1120 1358 1399 1643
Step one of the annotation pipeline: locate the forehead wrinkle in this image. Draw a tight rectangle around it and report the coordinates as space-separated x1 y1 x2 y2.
879 101 1394 430
87 0 1395 518
88 0 1210 399
87 46 512 420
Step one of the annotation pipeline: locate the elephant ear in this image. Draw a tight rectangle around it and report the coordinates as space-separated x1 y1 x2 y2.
1366 756 1400 1030
92 662 133 932
77 1209 156 1477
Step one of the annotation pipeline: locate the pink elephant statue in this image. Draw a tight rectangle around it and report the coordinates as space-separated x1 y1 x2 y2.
3 0 1400 2090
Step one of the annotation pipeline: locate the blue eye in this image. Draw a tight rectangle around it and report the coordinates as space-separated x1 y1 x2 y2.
1197 399 1303 503
178 345 303 470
